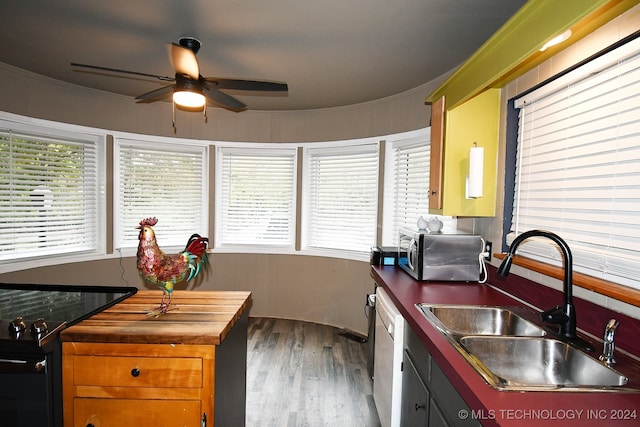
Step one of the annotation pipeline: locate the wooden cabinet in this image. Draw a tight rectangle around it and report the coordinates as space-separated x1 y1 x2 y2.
429 96 445 210
428 89 500 217
61 290 251 427
63 343 212 427
401 324 480 427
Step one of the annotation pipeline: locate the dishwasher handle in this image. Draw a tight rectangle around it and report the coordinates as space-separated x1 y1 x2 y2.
376 288 401 339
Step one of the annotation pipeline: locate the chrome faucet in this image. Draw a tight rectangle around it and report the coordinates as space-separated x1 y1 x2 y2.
599 319 619 367
497 229 594 351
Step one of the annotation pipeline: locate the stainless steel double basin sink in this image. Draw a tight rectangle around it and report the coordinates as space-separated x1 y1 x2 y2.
416 304 631 392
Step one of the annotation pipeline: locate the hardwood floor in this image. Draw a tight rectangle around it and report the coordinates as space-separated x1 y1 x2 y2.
246 317 381 427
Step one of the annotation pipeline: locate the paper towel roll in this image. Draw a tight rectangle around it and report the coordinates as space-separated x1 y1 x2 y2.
467 146 484 198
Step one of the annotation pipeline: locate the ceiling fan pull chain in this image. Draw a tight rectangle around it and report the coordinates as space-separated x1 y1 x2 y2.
172 102 177 133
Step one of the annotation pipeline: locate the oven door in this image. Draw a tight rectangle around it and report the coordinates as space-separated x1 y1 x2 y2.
0 352 59 427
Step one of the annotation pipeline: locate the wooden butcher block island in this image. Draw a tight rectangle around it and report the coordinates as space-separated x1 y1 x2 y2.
61 290 252 427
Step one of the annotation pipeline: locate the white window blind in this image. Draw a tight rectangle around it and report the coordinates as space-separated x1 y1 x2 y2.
304 143 378 253
381 129 457 246
0 128 100 261
390 134 430 239
510 35 640 289
115 140 207 249
217 147 296 246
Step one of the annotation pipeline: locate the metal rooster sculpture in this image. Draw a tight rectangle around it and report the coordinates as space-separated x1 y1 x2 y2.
136 217 209 316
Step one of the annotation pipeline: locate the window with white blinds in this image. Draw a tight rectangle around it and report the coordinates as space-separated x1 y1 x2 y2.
303 143 378 253
115 139 207 250
0 127 101 261
382 130 430 246
381 129 456 246
216 147 296 247
508 34 640 289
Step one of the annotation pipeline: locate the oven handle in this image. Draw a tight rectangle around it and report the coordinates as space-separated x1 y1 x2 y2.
0 358 47 373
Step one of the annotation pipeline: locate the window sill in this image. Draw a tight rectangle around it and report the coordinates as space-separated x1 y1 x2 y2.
494 253 640 308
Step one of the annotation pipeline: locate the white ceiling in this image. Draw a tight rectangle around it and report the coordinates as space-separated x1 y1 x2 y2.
0 0 526 111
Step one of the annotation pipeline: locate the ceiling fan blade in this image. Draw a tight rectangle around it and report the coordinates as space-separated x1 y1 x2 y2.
169 43 199 80
135 84 175 103
205 78 288 92
204 87 247 112
70 63 174 82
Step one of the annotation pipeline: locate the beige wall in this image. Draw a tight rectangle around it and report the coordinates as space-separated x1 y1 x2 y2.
0 60 450 335
0 62 447 143
0 254 373 334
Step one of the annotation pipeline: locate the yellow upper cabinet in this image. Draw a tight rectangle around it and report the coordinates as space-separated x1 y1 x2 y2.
429 89 500 217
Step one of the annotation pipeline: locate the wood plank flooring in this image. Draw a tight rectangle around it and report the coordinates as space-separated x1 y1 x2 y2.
246 317 381 427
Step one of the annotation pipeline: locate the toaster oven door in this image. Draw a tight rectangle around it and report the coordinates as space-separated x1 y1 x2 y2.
397 231 420 279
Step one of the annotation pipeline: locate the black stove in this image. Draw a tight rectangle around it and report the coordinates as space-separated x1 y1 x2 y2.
0 283 137 427
0 284 135 353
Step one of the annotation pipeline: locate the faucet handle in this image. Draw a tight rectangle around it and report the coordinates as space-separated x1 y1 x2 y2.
605 318 619 333
599 318 619 366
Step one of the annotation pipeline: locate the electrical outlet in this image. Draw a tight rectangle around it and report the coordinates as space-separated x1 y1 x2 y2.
484 241 492 262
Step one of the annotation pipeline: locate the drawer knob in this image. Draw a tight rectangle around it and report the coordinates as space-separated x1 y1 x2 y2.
87 424 95 427
131 368 141 377
415 403 426 412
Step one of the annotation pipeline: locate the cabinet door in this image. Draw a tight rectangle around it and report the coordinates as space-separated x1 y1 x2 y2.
429 95 445 210
429 398 450 427
430 359 481 427
401 350 429 427
74 398 201 427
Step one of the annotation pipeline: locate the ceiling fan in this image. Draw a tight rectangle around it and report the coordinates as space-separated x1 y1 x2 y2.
71 37 288 114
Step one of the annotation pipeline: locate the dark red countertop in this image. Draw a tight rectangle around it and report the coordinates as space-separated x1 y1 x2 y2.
371 265 640 427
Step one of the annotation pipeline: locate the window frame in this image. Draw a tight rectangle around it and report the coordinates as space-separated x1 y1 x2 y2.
300 138 380 260
113 133 209 255
214 142 298 252
381 128 457 246
0 112 106 272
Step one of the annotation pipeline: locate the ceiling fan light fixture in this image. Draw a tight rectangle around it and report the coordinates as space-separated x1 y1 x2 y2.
173 90 206 109
173 75 206 110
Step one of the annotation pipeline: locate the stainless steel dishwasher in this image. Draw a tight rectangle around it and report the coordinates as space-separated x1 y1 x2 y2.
373 286 405 427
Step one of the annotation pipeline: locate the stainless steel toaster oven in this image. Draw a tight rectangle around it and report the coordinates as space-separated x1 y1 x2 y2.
397 228 482 281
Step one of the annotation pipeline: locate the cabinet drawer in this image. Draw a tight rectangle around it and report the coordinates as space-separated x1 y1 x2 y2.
74 398 201 427
73 356 203 388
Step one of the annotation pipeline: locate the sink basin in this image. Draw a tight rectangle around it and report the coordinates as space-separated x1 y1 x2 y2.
416 304 634 392
459 336 629 390
416 304 546 337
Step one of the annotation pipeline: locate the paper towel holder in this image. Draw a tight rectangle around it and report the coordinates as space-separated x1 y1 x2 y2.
466 142 484 199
